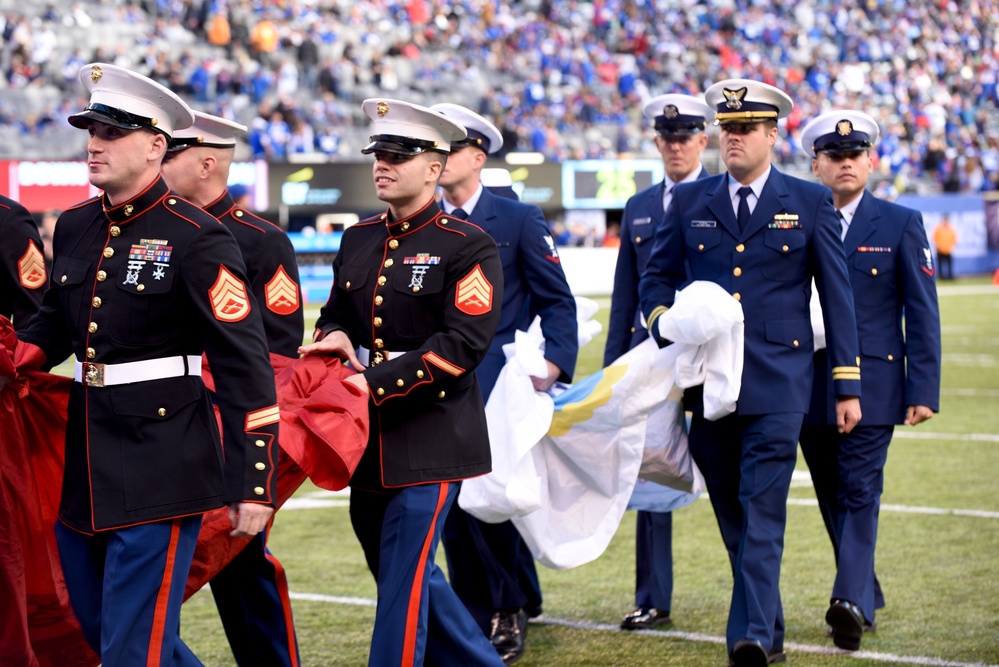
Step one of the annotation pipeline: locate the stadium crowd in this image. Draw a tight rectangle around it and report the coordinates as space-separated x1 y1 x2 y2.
0 0 997 194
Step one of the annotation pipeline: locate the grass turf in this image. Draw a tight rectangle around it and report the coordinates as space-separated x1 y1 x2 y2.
177 278 999 666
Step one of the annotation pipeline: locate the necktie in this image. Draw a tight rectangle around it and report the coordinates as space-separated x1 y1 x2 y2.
736 186 753 231
451 207 468 220
838 210 849 241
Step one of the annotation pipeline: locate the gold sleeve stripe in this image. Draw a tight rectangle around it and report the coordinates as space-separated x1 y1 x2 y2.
647 306 669 334
424 352 464 377
832 372 862 381
831 366 861 374
246 405 280 430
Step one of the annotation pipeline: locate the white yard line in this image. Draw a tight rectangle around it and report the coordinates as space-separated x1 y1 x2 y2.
285 591 999 667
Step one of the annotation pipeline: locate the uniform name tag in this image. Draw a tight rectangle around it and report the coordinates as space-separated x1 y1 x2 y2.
633 217 652 226
690 220 716 228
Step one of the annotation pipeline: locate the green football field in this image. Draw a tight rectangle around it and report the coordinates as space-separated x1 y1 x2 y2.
179 277 999 667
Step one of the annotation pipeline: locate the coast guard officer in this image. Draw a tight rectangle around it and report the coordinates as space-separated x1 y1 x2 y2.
16 63 279 666
604 93 713 633
798 110 941 651
639 79 862 667
432 103 578 664
0 195 46 329
162 111 303 667
300 99 505 667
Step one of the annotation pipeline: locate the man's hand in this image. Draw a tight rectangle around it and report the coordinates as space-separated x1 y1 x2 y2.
299 330 366 371
836 397 862 434
531 359 562 393
229 502 275 538
905 405 934 426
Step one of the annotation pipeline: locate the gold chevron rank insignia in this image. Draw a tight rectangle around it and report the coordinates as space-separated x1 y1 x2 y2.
18 242 46 289
455 264 493 316
209 266 251 322
264 265 300 315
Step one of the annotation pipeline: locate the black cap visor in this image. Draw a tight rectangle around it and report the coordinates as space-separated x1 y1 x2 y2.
814 133 872 155
68 103 169 136
362 134 446 156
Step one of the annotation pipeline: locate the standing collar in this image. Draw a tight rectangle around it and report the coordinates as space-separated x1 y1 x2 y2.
205 190 236 220
102 175 169 225
384 197 442 236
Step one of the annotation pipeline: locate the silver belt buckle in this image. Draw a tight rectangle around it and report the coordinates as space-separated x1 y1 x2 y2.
82 362 106 387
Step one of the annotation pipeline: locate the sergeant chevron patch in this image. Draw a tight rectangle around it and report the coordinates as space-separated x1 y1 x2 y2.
17 241 46 289
265 265 300 315
209 265 251 322
455 264 492 315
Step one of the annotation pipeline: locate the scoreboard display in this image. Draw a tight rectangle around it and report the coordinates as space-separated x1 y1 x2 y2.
562 159 664 209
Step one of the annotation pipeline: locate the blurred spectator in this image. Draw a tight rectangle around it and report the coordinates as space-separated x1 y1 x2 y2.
933 214 958 280
0 0 993 194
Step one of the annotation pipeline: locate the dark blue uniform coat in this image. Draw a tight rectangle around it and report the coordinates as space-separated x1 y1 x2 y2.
604 169 708 364
472 187 577 393
604 168 709 617
639 167 861 654
800 191 941 624
444 185 578 633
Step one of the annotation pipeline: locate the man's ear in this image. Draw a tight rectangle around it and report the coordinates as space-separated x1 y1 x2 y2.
149 132 168 161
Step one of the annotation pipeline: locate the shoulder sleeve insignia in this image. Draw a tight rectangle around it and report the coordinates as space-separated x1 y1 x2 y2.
455 264 493 316
209 265 251 322
17 241 46 289
264 265 300 315
921 247 935 276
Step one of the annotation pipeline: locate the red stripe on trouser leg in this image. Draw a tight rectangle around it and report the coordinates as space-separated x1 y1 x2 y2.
146 519 182 667
400 482 450 667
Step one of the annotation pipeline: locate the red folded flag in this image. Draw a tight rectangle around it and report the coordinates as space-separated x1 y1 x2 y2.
0 316 369 664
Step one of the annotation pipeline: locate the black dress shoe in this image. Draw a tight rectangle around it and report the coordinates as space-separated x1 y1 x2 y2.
490 609 528 665
729 639 769 667
825 618 876 637
620 607 672 631
768 647 787 664
825 599 865 651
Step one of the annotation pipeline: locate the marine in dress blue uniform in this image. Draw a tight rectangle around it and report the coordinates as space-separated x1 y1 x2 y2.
797 110 941 651
431 103 578 664
300 99 505 667
16 63 279 666
639 79 863 667
605 93 714 633
163 112 303 667
0 194 47 329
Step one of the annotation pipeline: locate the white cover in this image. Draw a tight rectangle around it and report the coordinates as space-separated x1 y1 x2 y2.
658 281 745 420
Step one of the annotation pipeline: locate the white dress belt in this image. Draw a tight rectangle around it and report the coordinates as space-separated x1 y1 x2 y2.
73 355 202 387
356 346 408 367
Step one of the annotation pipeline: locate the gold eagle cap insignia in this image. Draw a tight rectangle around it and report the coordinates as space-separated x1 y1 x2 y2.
90 65 103 83
663 104 679 119
376 101 390 117
723 87 747 110
837 120 854 136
